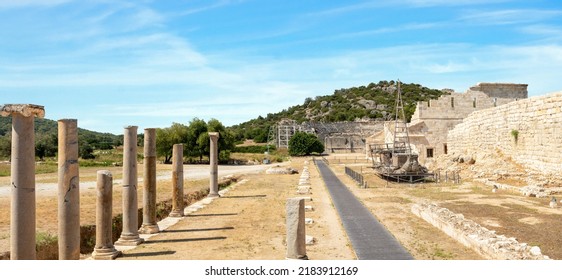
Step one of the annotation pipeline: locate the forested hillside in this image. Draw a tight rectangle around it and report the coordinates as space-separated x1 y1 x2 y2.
0 117 122 159
229 80 447 143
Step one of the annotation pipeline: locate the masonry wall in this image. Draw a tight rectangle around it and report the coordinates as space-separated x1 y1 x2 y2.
447 91 562 175
469 82 528 99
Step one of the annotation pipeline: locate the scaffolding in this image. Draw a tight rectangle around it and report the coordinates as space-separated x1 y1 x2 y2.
369 81 434 183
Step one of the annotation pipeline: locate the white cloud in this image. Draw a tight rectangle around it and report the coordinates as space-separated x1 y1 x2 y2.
460 9 562 25
0 0 72 8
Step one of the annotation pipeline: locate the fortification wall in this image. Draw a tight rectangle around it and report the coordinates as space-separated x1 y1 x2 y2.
469 82 528 99
411 91 518 122
447 91 562 175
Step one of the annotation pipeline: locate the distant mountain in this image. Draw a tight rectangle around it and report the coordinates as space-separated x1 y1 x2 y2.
229 80 448 143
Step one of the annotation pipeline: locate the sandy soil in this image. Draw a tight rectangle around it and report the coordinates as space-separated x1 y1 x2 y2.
116 158 354 260
0 163 277 255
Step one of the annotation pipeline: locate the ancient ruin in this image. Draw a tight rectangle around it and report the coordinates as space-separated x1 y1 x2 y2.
366 83 528 165
274 119 382 153
140 128 159 234
92 170 122 260
208 132 220 198
0 104 45 260
57 119 81 260
169 144 184 217
115 126 144 246
286 197 308 260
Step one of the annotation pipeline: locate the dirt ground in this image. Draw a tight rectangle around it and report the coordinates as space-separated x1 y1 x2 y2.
327 154 562 260
2 153 560 260
116 159 354 260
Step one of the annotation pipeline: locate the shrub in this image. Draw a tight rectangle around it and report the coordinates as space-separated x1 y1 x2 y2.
288 132 324 156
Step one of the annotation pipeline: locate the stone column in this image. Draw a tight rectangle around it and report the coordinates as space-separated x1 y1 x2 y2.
208 132 220 198
92 170 122 260
115 126 144 246
139 128 159 234
286 198 308 260
0 104 45 260
169 144 184 217
57 119 80 260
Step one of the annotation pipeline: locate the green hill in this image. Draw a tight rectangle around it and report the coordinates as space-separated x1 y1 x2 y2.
0 117 122 159
229 80 448 143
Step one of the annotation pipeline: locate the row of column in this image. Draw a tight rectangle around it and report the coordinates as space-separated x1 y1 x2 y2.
1 104 221 260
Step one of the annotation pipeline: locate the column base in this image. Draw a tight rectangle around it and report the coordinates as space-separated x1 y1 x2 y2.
168 210 184 218
286 255 309 260
92 247 122 260
139 224 160 234
207 193 220 198
114 234 144 246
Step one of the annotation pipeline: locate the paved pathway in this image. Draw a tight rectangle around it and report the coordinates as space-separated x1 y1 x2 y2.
315 159 413 260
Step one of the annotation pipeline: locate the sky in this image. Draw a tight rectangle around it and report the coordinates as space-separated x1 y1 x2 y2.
1 0 562 134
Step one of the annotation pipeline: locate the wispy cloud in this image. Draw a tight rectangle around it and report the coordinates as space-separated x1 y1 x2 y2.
460 9 562 25
0 0 72 9
175 0 243 16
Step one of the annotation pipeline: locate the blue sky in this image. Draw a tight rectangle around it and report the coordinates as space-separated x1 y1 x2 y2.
1 0 561 134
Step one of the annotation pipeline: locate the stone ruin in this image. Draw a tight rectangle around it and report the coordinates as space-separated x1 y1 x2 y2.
0 104 225 260
412 202 549 260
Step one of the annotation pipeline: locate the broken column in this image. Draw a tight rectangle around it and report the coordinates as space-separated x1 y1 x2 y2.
139 128 159 234
169 144 184 217
286 198 308 260
57 119 81 260
208 132 220 198
115 126 144 246
0 104 45 260
92 170 122 260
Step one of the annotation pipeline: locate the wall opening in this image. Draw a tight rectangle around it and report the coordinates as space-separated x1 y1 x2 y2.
493 97 497 107
473 97 476 108
427 148 434 158
451 97 455 108
443 143 448 155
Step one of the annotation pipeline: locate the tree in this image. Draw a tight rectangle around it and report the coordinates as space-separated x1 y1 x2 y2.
155 123 190 164
36 132 58 160
155 127 174 164
288 132 324 156
0 134 11 159
187 118 208 160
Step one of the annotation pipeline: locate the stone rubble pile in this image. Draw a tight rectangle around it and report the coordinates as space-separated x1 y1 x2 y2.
412 202 549 260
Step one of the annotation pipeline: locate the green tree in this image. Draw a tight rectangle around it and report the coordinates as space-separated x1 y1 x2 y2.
187 118 208 160
195 119 236 162
155 122 190 164
156 127 174 164
0 134 11 159
288 132 324 156
36 132 58 160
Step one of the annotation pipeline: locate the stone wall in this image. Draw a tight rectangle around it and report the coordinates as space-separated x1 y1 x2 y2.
469 82 528 99
412 202 548 260
447 91 562 175
408 83 527 164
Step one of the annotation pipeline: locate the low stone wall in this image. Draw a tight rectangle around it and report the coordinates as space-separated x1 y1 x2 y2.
447 91 562 176
411 202 549 260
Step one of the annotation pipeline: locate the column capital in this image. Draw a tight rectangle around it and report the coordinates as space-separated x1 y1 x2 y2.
208 132 220 140
0 104 45 118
